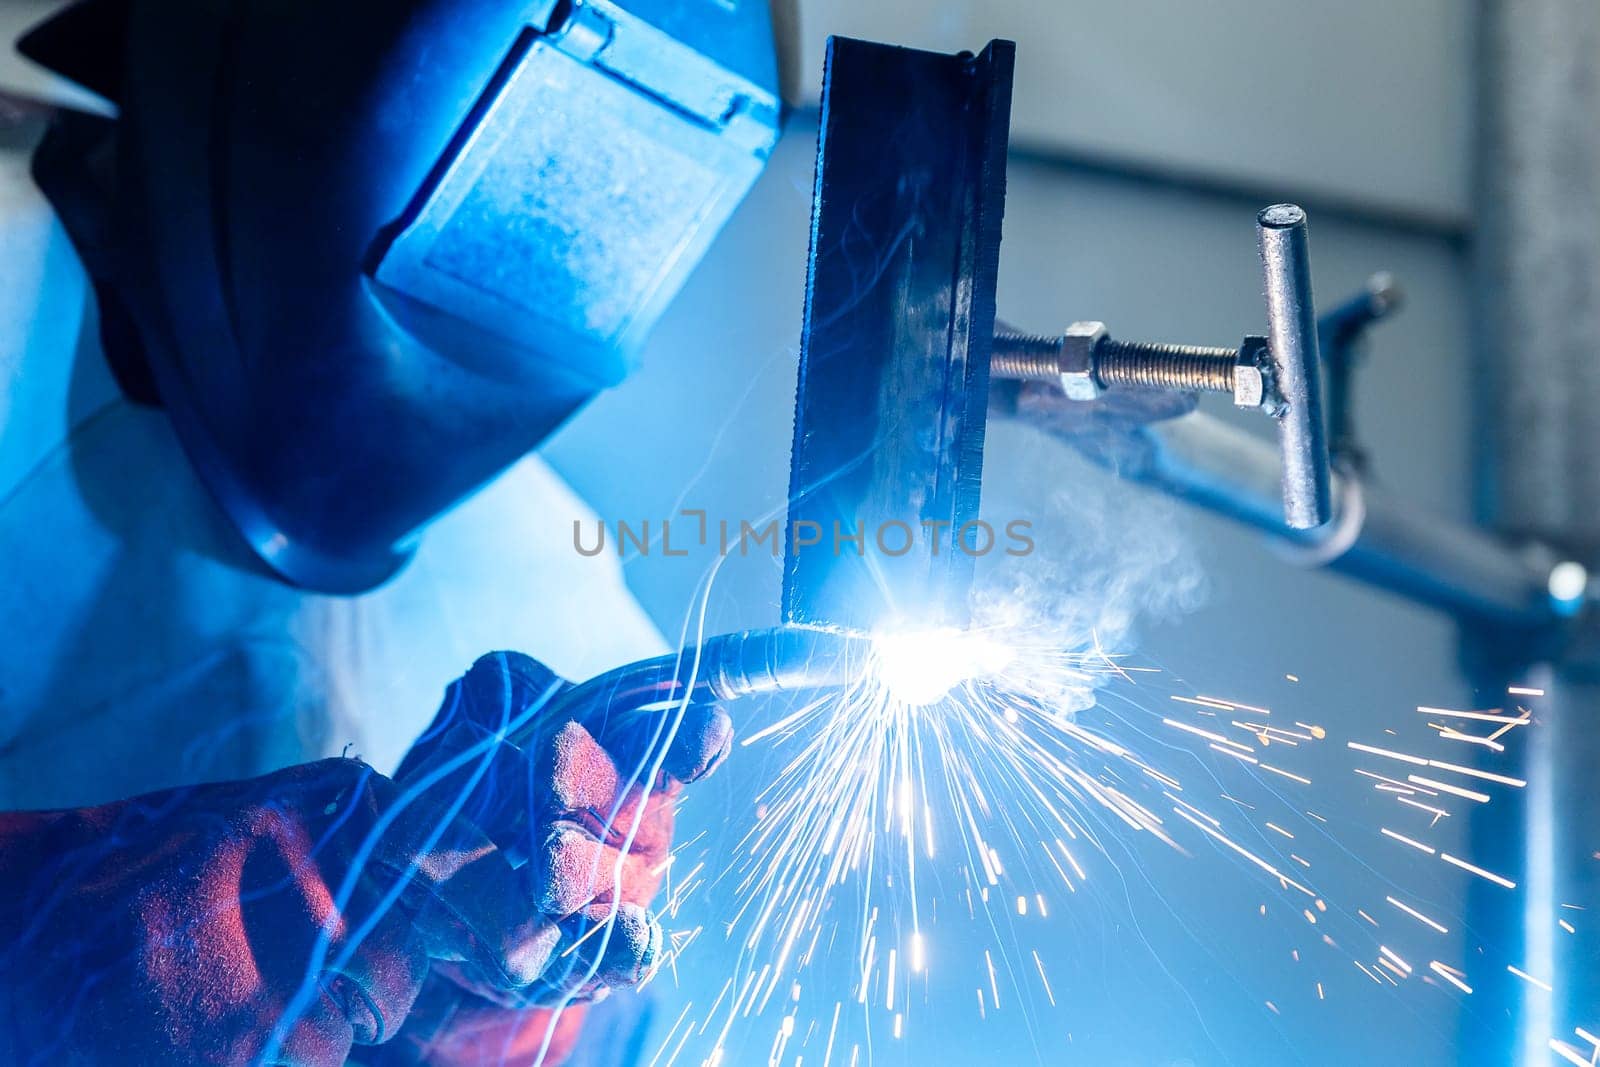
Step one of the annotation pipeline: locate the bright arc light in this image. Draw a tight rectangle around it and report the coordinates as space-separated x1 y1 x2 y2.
1548 559 1589 612
870 627 1016 706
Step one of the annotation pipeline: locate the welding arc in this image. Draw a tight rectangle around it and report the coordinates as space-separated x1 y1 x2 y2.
512 627 874 745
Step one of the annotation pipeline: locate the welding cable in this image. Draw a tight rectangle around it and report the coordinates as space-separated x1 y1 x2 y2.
510 626 874 746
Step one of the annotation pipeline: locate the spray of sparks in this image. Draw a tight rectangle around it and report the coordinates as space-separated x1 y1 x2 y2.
641 629 1589 1066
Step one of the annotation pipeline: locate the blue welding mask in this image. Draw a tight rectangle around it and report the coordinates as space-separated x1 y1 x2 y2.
21 0 780 592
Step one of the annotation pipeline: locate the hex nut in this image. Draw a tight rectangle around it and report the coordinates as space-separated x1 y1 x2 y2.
1234 336 1281 414
1060 321 1107 401
1233 362 1266 409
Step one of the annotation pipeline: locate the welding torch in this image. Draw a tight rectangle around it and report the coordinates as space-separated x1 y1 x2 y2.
512 627 875 742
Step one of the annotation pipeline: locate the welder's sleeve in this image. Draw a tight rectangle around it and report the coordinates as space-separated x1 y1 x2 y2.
374 651 734 1066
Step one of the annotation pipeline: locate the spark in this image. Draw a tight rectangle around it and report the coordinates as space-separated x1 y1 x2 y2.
655 614 1579 1063
1428 724 1506 753
1394 796 1450 823
1210 743 1260 765
1381 827 1436 855
1171 806 1315 897
1406 774 1490 803
560 913 612 959
646 1003 696 1067
1507 964 1553 992
1164 717 1249 751
822 1002 840 1067
1416 706 1520 723
1378 945 1413 975
1240 722 1315 743
1260 763 1312 785
1428 962 1472 994
1171 694 1235 712
1440 853 1516 889
1347 741 1429 766
1355 768 1420 792
1033 951 1056 1006
1486 717 1531 743
1197 694 1272 715
1386 895 1448 934
1550 1040 1592 1067
688 624 1183 1053
1422 758 1526 788
1353 960 1384 985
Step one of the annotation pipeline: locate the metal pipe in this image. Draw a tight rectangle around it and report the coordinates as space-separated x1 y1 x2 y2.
1077 412 1562 630
1257 205 1333 529
1471 5 1600 1059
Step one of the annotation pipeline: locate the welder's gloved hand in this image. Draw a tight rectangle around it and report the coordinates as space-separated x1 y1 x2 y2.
0 758 552 1066
375 652 734 1066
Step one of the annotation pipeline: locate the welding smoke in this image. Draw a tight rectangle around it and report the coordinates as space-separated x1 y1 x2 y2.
973 419 1207 670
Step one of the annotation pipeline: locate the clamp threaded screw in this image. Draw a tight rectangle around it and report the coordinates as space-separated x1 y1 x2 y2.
989 333 1065 381
992 330 1245 396
1094 339 1238 393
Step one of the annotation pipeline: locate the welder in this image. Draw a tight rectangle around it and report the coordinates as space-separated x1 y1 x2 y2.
0 0 780 1062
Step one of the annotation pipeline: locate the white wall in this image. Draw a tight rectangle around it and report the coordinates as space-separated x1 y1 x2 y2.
781 0 1474 226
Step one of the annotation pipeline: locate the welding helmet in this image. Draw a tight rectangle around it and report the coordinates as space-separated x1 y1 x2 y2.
20 0 780 592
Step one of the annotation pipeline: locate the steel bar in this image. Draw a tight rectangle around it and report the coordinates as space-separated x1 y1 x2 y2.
1470 3 1600 1060
1075 412 1560 631
1257 205 1332 530
782 36 1014 633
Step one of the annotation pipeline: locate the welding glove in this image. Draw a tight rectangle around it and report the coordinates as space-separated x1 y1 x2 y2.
0 757 553 1066
368 651 733 1067
0 653 730 1067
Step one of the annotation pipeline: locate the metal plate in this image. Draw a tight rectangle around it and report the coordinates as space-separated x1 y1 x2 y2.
782 36 1014 633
